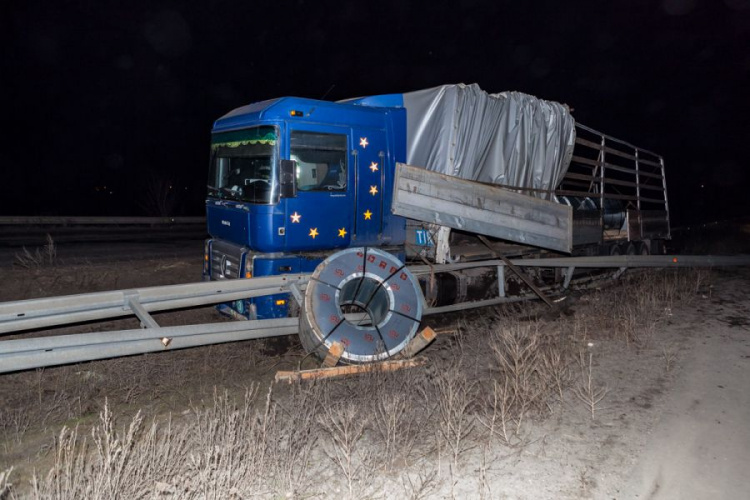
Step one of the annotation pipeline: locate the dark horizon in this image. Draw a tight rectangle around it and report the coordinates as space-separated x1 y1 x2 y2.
4 0 750 226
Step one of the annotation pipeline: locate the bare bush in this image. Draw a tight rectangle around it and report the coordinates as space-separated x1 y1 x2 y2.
32 404 150 498
490 322 549 434
266 383 321 496
29 386 324 499
400 468 441 500
574 350 609 420
138 173 179 217
434 364 476 496
661 343 678 373
317 395 370 498
14 234 57 269
478 378 516 447
541 346 572 405
186 386 264 497
365 371 428 473
372 389 416 472
0 409 30 448
0 467 15 500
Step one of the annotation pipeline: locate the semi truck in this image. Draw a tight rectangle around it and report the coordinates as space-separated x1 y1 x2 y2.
203 83 670 362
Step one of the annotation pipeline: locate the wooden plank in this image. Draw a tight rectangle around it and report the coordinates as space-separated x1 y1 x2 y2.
603 177 639 189
574 159 663 180
638 158 662 168
575 137 641 162
575 137 604 150
603 147 638 162
399 326 437 358
555 189 597 198
601 193 666 204
636 195 668 204
635 170 664 180
433 326 458 335
563 172 598 182
322 341 344 367
600 162 636 175
570 155 601 168
275 357 428 383
559 179 593 189
393 163 573 254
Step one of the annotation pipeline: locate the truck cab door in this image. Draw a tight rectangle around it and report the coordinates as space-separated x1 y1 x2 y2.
352 128 387 246
282 127 352 251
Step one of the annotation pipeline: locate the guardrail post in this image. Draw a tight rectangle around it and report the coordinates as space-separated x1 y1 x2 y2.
563 266 575 289
497 265 505 297
124 292 160 329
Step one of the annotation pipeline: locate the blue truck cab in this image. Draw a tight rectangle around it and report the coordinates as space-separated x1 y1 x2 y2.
203 95 408 319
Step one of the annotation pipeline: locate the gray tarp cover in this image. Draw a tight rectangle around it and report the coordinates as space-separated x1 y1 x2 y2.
403 83 576 199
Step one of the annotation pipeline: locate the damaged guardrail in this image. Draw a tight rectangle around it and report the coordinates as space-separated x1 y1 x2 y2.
0 274 310 373
2 253 749 374
0 274 309 335
0 318 298 374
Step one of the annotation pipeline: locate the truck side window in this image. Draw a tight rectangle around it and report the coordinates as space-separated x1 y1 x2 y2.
290 131 347 192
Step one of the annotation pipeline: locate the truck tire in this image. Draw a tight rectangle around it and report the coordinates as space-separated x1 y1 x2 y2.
299 248 424 364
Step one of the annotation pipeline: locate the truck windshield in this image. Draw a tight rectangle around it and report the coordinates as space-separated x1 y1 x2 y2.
208 126 279 204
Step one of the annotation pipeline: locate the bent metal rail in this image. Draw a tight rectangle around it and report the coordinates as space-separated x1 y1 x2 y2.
1 254 749 373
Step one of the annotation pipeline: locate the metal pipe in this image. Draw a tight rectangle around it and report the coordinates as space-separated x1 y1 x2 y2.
0 319 298 374
575 123 662 157
424 295 535 315
0 275 309 335
0 317 298 354
407 255 750 274
0 287 291 335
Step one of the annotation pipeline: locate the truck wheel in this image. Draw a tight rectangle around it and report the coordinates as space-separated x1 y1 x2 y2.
299 248 424 364
609 244 622 256
639 242 650 255
625 242 637 255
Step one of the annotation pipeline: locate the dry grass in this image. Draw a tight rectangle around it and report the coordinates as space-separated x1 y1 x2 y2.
1 467 15 500
3 268 712 498
574 350 609 420
28 387 322 499
13 234 57 269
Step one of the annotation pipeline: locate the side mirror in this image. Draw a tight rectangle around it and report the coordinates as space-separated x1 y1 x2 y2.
279 159 297 198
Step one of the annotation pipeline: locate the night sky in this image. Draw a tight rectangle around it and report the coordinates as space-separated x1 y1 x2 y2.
3 0 750 225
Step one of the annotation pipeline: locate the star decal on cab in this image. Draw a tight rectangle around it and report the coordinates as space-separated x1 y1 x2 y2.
369 185 378 196
369 161 379 172
359 137 369 148
309 228 319 239
338 227 347 238
363 209 373 220
290 211 301 223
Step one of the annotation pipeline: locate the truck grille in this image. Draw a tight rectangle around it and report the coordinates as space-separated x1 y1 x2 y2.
210 240 245 279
